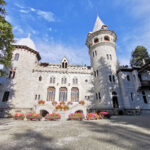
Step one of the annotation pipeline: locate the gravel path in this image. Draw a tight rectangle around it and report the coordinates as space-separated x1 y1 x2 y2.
0 116 150 150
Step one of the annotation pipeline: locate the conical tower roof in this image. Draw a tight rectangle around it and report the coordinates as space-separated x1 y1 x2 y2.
93 16 104 32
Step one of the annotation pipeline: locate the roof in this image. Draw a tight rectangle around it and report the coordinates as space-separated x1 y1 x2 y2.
93 16 104 32
15 34 36 50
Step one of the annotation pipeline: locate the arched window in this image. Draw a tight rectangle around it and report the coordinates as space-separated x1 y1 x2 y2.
104 36 110 41
39 76 42 81
62 60 68 68
94 38 99 44
47 87 55 101
59 87 67 101
71 87 79 102
14 53 19 61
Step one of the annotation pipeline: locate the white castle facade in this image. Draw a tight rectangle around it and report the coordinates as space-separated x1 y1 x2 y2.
0 16 150 118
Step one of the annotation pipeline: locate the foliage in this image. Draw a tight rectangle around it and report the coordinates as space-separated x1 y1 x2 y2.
86 113 99 120
38 100 45 104
0 0 14 76
130 46 150 67
52 101 57 106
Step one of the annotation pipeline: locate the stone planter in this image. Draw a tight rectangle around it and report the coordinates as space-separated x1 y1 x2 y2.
26 115 42 121
68 115 84 121
14 115 25 120
45 116 61 121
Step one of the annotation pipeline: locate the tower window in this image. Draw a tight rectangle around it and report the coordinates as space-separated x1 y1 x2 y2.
110 54 112 60
104 36 110 41
127 75 130 81
9 69 16 79
96 93 98 100
14 53 19 61
98 92 101 100
96 70 99 76
131 93 133 101
39 76 42 81
142 91 148 104
113 75 115 82
109 75 112 82
2 91 10 102
93 52 94 57
95 51 97 56
94 38 99 44
107 54 109 60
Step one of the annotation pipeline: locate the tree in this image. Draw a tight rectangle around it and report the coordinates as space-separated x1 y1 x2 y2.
130 46 150 67
0 0 14 76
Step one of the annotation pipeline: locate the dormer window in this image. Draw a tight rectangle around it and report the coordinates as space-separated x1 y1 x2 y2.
94 38 99 44
104 36 110 41
61 57 68 68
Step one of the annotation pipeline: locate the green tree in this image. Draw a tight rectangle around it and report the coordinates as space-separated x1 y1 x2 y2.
130 46 150 67
0 0 14 76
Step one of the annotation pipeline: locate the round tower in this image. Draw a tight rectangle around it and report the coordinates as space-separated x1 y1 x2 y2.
10 35 41 114
86 16 119 110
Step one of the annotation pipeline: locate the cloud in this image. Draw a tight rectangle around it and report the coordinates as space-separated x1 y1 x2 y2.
13 26 24 34
15 3 56 22
36 41 90 65
36 10 55 22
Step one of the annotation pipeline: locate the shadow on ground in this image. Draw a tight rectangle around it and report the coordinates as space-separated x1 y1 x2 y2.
80 117 150 150
0 128 70 150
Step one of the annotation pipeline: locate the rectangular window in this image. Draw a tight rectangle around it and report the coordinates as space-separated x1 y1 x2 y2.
110 54 112 60
38 95 40 100
98 92 101 100
96 93 98 100
35 95 37 100
107 54 109 60
2 91 10 102
9 70 16 79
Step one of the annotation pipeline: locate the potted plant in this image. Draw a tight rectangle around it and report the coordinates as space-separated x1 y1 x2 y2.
67 101 73 105
68 113 84 120
45 113 61 120
38 100 45 104
86 113 99 120
99 112 111 119
14 114 25 120
52 101 57 106
63 105 69 111
60 100 65 105
26 113 42 121
79 100 85 105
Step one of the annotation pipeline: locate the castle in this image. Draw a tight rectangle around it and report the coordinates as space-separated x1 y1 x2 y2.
0 16 150 118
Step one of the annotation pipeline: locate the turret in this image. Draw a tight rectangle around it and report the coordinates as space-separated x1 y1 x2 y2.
86 16 120 110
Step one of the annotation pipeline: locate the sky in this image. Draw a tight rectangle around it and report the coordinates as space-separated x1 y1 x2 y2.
5 0 150 66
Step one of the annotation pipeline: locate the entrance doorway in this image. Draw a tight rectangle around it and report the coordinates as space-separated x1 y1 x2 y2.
40 110 49 117
112 91 119 108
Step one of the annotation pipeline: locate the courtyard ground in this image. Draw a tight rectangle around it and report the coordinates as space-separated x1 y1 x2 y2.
0 115 150 150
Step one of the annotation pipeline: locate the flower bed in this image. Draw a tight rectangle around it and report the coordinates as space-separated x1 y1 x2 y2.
26 113 42 121
99 112 111 119
38 100 45 104
68 113 84 121
45 113 61 120
86 113 99 120
14 114 25 120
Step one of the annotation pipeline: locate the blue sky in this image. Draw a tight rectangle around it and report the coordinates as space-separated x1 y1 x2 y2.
5 0 150 66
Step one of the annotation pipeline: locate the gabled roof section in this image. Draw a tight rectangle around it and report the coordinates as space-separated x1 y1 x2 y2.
93 16 104 32
61 56 68 63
